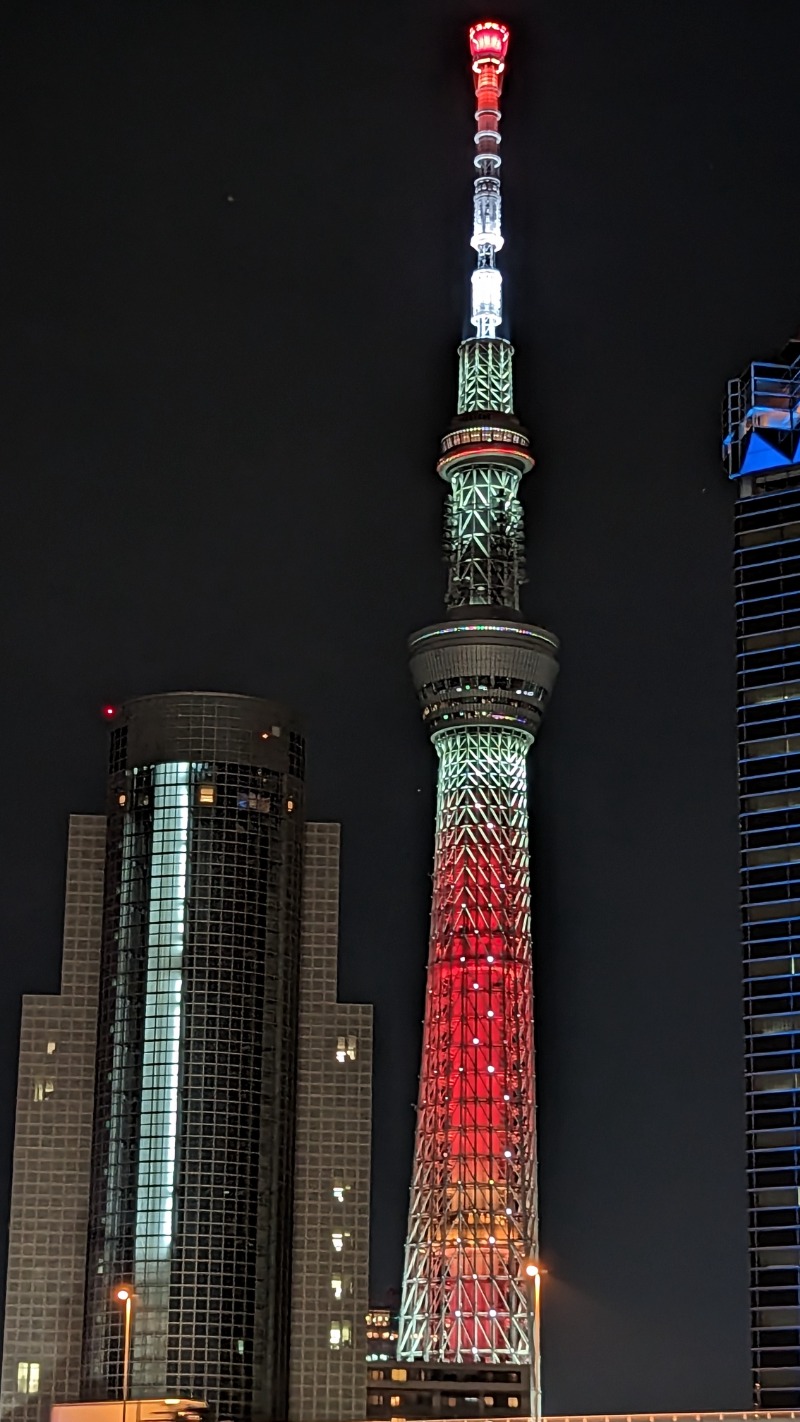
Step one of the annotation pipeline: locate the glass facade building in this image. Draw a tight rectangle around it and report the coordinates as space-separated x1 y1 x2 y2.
81 692 305 1422
724 336 800 1407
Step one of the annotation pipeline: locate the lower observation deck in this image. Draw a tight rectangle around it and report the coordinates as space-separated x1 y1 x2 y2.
409 614 559 738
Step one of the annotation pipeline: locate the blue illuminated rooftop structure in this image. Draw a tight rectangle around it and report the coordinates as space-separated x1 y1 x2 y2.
724 338 800 478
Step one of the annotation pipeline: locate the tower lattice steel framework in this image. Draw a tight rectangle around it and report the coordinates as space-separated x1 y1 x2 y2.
399 22 559 1367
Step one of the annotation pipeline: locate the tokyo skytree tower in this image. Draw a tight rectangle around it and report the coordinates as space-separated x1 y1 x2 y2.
398 21 559 1370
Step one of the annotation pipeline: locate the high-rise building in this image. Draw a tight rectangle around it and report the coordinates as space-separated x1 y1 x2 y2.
81 693 305 1421
1 691 372 1422
288 823 372 1422
0 816 106 1422
399 18 559 1391
723 334 800 1408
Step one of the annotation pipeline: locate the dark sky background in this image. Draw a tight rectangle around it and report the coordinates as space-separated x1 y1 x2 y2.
2 0 800 1413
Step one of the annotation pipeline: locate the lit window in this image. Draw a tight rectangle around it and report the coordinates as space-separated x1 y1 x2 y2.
508 1400 519 1409
391 1369 407 1382
329 1325 341 1349
33 1082 44 1102
332 1231 345 1252
329 1322 351 1349
118 793 127 807
17 1363 39 1395
46 1042 56 1056
332 1182 348 1203
335 1034 357 1062
45 1080 54 1095
390 1397 401 1407
484 1398 494 1406
236 1339 244 1356
240 791 271 813
331 1277 343 1300
198 785 215 805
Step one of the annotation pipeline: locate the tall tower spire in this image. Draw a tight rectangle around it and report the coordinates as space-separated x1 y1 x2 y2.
398 22 559 1373
469 19 507 339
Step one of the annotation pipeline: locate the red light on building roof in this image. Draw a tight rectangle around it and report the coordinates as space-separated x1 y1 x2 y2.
102 704 118 719
469 20 510 65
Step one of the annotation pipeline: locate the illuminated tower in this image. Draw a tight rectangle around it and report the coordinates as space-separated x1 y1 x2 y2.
399 21 559 1370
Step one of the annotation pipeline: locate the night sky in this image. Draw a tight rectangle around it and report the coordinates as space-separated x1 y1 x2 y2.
3 0 800 1413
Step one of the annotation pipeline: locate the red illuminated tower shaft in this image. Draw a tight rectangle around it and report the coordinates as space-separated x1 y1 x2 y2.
399 23 559 1369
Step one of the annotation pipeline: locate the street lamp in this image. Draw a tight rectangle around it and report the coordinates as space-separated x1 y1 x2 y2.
113 1287 134 1422
523 1262 542 1422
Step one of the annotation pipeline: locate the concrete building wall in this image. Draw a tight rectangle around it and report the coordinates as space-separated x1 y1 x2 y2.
0 815 106 1422
289 823 372 1422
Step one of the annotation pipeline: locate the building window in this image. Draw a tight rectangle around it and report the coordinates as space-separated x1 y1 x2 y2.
331 1276 343 1300
332 1180 349 1203
198 784 215 805
329 1322 352 1350
46 1041 56 1055
336 1034 357 1062
17 1363 39 1395
508 1400 519 1409
33 1081 53 1102
390 1397 401 1407
391 1369 407 1381
332 1230 350 1252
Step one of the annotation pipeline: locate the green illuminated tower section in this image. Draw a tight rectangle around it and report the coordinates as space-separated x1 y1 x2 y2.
398 21 559 1374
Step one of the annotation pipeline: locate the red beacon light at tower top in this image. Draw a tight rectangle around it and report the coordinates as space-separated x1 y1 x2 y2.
469 20 510 70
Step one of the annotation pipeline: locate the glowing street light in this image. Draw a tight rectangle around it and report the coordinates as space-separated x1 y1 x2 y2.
522 1262 544 1422
113 1287 135 1422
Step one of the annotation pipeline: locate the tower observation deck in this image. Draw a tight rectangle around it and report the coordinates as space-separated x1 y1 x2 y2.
399 22 559 1374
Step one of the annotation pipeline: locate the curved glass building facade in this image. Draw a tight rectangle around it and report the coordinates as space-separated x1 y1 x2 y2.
81 692 305 1422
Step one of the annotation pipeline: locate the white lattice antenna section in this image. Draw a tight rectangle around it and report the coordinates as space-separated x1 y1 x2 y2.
468 22 509 338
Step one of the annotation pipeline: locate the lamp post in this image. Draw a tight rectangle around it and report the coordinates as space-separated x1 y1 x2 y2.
113 1288 134 1422
523 1262 542 1422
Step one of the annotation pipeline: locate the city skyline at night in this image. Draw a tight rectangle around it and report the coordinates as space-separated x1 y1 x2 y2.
3 1 800 1412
